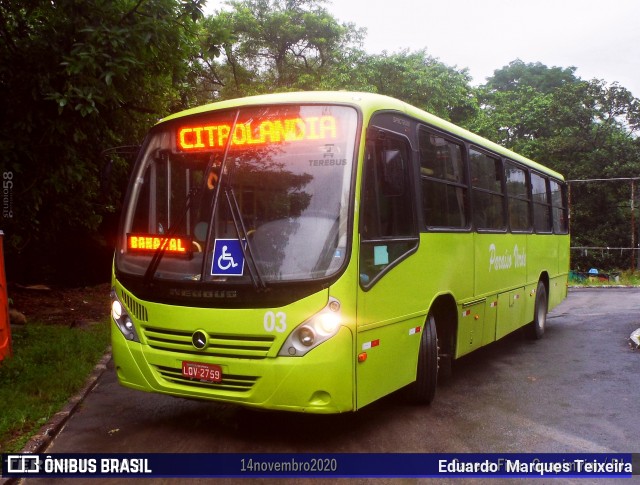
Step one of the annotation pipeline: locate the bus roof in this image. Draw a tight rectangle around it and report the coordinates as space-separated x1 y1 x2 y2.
159 91 564 181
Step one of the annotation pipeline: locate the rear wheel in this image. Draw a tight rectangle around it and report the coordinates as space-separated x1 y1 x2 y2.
528 280 548 339
408 313 438 404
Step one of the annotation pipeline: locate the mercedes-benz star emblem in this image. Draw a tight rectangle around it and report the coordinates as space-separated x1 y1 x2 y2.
191 330 208 350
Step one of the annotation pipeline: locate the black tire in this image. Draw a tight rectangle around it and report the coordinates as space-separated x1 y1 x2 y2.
528 280 548 340
408 313 438 404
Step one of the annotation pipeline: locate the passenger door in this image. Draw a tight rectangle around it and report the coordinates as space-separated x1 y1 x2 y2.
356 125 422 409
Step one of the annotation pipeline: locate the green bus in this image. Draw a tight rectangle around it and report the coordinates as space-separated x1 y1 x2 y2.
111 91 569 413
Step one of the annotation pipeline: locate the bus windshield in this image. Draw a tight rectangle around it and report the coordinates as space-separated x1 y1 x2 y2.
116 104 358 285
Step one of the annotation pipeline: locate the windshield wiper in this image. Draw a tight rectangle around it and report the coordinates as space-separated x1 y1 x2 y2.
204 110 266 290
143 109 242 285
142 184 202 285
142 151 218 285
224 184 267 290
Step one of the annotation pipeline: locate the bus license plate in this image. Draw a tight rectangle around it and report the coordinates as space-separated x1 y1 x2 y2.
182 361 222 382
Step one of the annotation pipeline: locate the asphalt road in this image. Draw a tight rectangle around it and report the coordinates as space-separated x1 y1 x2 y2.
22 288 640 483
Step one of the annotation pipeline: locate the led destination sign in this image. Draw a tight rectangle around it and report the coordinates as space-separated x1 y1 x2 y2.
178 115 337 151
127 234 190 254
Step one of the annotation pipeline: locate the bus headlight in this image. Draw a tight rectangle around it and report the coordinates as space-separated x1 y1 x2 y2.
279 297 341 357
110 289 140 342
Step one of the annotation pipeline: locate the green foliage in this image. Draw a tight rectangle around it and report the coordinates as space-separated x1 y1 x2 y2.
356 49 478 124
198 2 476 124
0 322 110 452
475 60 640 271
198 0 366 98
485 59 578 94
532 80 640 270
471 85 554 150
0 0 209 283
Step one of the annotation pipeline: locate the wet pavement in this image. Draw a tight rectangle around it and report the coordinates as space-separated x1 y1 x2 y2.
20 288 640 483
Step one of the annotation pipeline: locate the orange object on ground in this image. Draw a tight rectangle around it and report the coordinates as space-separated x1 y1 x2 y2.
0 230 12 361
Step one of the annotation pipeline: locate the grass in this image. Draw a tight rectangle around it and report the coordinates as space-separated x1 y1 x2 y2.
0 320 110 452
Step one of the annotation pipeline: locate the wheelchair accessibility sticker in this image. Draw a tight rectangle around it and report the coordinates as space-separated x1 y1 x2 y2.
211 239 245 276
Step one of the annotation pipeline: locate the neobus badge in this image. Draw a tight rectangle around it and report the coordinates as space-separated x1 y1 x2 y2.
177 116 337 151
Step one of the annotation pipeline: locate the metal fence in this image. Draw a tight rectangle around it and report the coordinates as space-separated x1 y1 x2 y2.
570 246 639 272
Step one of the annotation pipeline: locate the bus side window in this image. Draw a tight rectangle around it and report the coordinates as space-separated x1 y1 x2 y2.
361 135 414 239
470 148 505 231
418 128 468 229
360 132 417 287
550 179 568 234
531 173 552 233
505 162 531 231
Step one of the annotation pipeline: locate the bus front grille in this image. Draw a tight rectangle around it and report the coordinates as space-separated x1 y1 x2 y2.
141 325 275 359
153 364 258 392
120 290 148 322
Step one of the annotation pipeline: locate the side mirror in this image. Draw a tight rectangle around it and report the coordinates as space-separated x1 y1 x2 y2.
100 145 140 197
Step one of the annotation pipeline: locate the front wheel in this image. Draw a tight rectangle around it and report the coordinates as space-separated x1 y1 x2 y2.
408 313 438 404
528 280 548 340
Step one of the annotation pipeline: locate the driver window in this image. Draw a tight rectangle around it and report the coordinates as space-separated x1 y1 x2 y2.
360 130 417 288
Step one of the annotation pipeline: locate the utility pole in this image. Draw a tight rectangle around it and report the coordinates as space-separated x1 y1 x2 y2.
631 180 635 270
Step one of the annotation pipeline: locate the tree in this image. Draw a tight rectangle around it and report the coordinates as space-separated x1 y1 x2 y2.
0 0 208 283
485 59 578 94
197 1 477 124
470 60 581 151
357 49 478 125
537 80 640 269
473 60 640 270
199 0 366 98
541 80 640 178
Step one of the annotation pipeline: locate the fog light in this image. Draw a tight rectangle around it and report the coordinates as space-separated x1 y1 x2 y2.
298 326 315 346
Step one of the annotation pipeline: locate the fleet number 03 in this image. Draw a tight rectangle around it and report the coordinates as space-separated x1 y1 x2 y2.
264 311 287 333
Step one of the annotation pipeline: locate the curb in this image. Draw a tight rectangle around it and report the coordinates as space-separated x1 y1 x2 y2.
0 349 113 485
23 349 113 453
568 285 640 289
